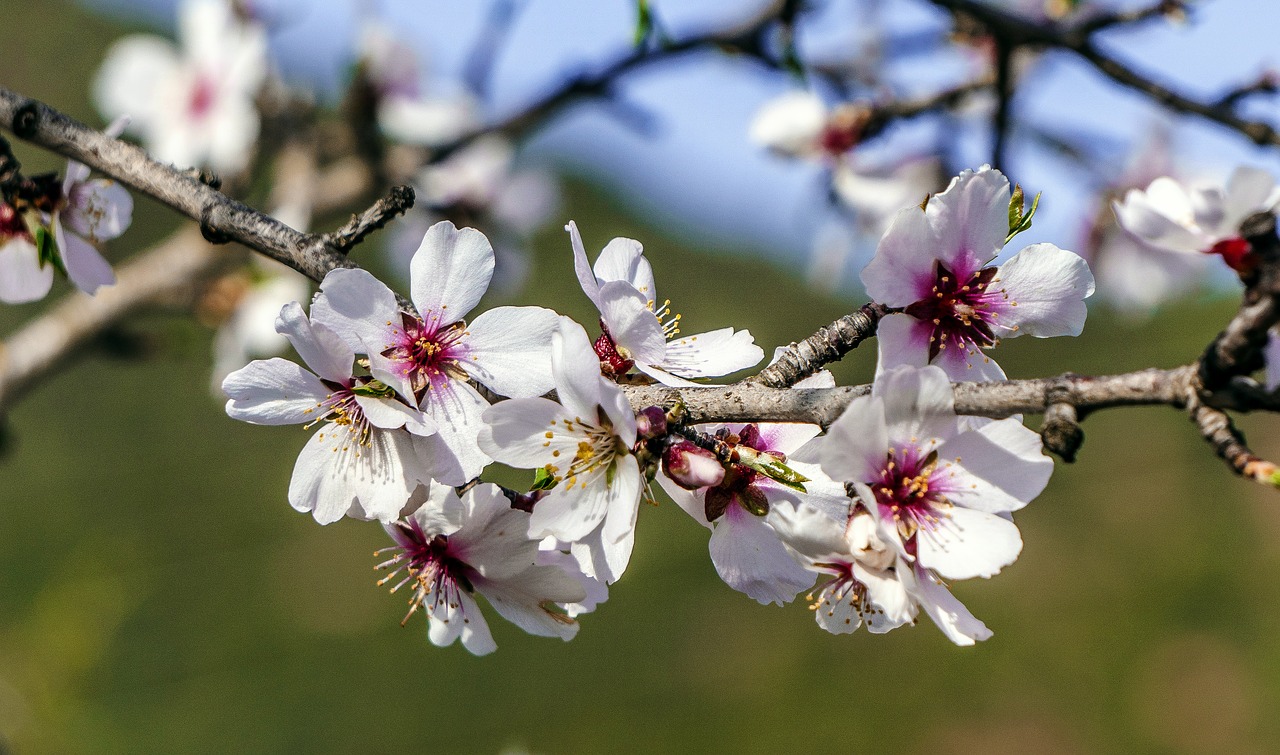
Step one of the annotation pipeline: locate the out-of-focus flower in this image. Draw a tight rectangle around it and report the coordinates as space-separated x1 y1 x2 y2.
49 117 132 296
209 257 311 391
222 300 438 524
812 365 1053 580
355 22 479 147
313 221 560 484
376 483 588 656
94 0 268 175
478 318 643 584
568 221 763 385
1112 166 1280 269
0 203 47 304
863 165 1095 381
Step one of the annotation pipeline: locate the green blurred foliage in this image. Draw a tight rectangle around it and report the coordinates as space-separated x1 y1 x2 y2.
4 3 1280 753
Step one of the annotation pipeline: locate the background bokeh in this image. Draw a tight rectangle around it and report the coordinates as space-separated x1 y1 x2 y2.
5 1 1280 753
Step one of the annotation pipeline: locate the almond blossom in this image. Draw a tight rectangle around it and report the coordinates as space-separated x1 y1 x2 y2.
770 501 993 645
93 0 268 175
1112 166 1280 270
862 165 1095 381
810 365 1053 581
209 257 311 391
477 317 644 584
376 483 589 656
312 221 561 484
568 221 763 385
0 203 49 305
656 371 847 606
223 301 440 525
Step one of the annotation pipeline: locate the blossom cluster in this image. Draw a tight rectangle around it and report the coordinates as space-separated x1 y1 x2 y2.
219 165 1098 653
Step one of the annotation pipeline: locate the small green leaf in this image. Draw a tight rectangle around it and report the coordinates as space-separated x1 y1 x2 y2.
531 466 558 491
1008 184 1025 231
735 447 809 492
1005 189 1042 244
34 225 67 277
633 0 652 46
350 379 396 399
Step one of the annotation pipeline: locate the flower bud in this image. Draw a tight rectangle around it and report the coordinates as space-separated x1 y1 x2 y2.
662 441 725 490
635 405 667 440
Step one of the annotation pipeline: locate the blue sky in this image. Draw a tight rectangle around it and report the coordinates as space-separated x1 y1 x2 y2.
80 0 1280 284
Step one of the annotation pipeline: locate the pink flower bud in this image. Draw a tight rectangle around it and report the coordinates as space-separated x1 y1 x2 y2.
635 405 667 440
662 441 725 490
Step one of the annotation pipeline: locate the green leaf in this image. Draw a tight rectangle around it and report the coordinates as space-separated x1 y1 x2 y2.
1008 184 1024 232
633 0 652 46
735 447 809 492
1005 189 1042 244
531 466 558 492
34 225 67 277
350 379 396 399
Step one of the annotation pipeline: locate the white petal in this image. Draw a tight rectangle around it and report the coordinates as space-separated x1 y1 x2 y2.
873 365 960 447
419 379 493 483
453 485 539 580
478 398 580 467
854 562 915 633
288 425 421 524
377 95 479 147
749 90 826 156
274 301 353 384
598 281 666 364
222 358 329 425
916 506 1022 580
476 567 584 641
1224 166 1279 228
410 220 494 323
407 483 465 537
593 236 656 301
0 238 53 304
54 222 115 294
427 588 496 656
93 35 178 125
529 472 612 543
994 244 1094 338
355 394 426 432
938 418 1052 513
600 455 642 545
312 268 408 393
567 221 603 310
873 313 932 378
550 318 605 422
932 342 1008 382
927 166 1011 273
709 505 814 605
769 501 852 562
568 521 636 584
860 204 943 307
819 394 889 484
1112 183 1211 254
755 422 823 455
461 306 559 397
536 544 609 617
660 327 763 379
907 565 993 646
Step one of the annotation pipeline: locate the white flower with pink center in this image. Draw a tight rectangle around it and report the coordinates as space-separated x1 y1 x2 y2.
656 369 848 606
862 165 1095 381
313 220 561 484
376 483 589 656
813 365 1053 580
568 221 763 386
222 301 440 524
0 202 48 305
771 501 994 645
478 318 643 584
1112 166 1280 266
93 0 268 175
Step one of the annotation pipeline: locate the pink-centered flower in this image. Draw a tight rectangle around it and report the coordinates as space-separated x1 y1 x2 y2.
1112 166 1280 271
656 371 848 606
94 0 268 174
313 220 561 484
770 501 994 645
812 365 1053 580
478 318 643 584
376 483 589 656
568 221 763 385
862 165 1095 381
222 301 440 524
0 203 48 305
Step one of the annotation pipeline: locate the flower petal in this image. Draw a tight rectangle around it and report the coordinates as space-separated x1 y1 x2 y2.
54 222 115 294
915 505 1022 580
567 220 602 309
874 313 932 378
274 301 353 384
819 394 889 484
461 305 559 398
938 418 1052 513
410 220 494 323
994 243 1094 338
598 281 666 364
550 318 605 422
660 327 764 379
288 425 422 524
0 238 53 304
709 505 814 605
478 397 580 467
593 235 656 302
419 379 493 483
906 564 993 646
223 357 329 425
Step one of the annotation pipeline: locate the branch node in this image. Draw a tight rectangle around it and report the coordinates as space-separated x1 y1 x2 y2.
199 204 232 245
12 101 39 140
182 167 223 190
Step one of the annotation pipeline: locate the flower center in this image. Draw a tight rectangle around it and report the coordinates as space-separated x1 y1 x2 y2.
806 562 886 627
0 203 31 241
648 299 682 341
593 322 634 377
543 414 627 492
375 524 474 626
383 311 469 396
904 262 1010 362
189 74 217 120
704 425 772 521
306 381 374 448
870 445 953 543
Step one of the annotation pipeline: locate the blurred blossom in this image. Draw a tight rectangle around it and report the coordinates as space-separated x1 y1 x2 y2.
209 257 311 392
0 204 46 304
93 0 268 175
356 22 479 147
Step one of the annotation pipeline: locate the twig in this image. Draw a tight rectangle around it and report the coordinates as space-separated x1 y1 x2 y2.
746 303 887 388
322 185 416 254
